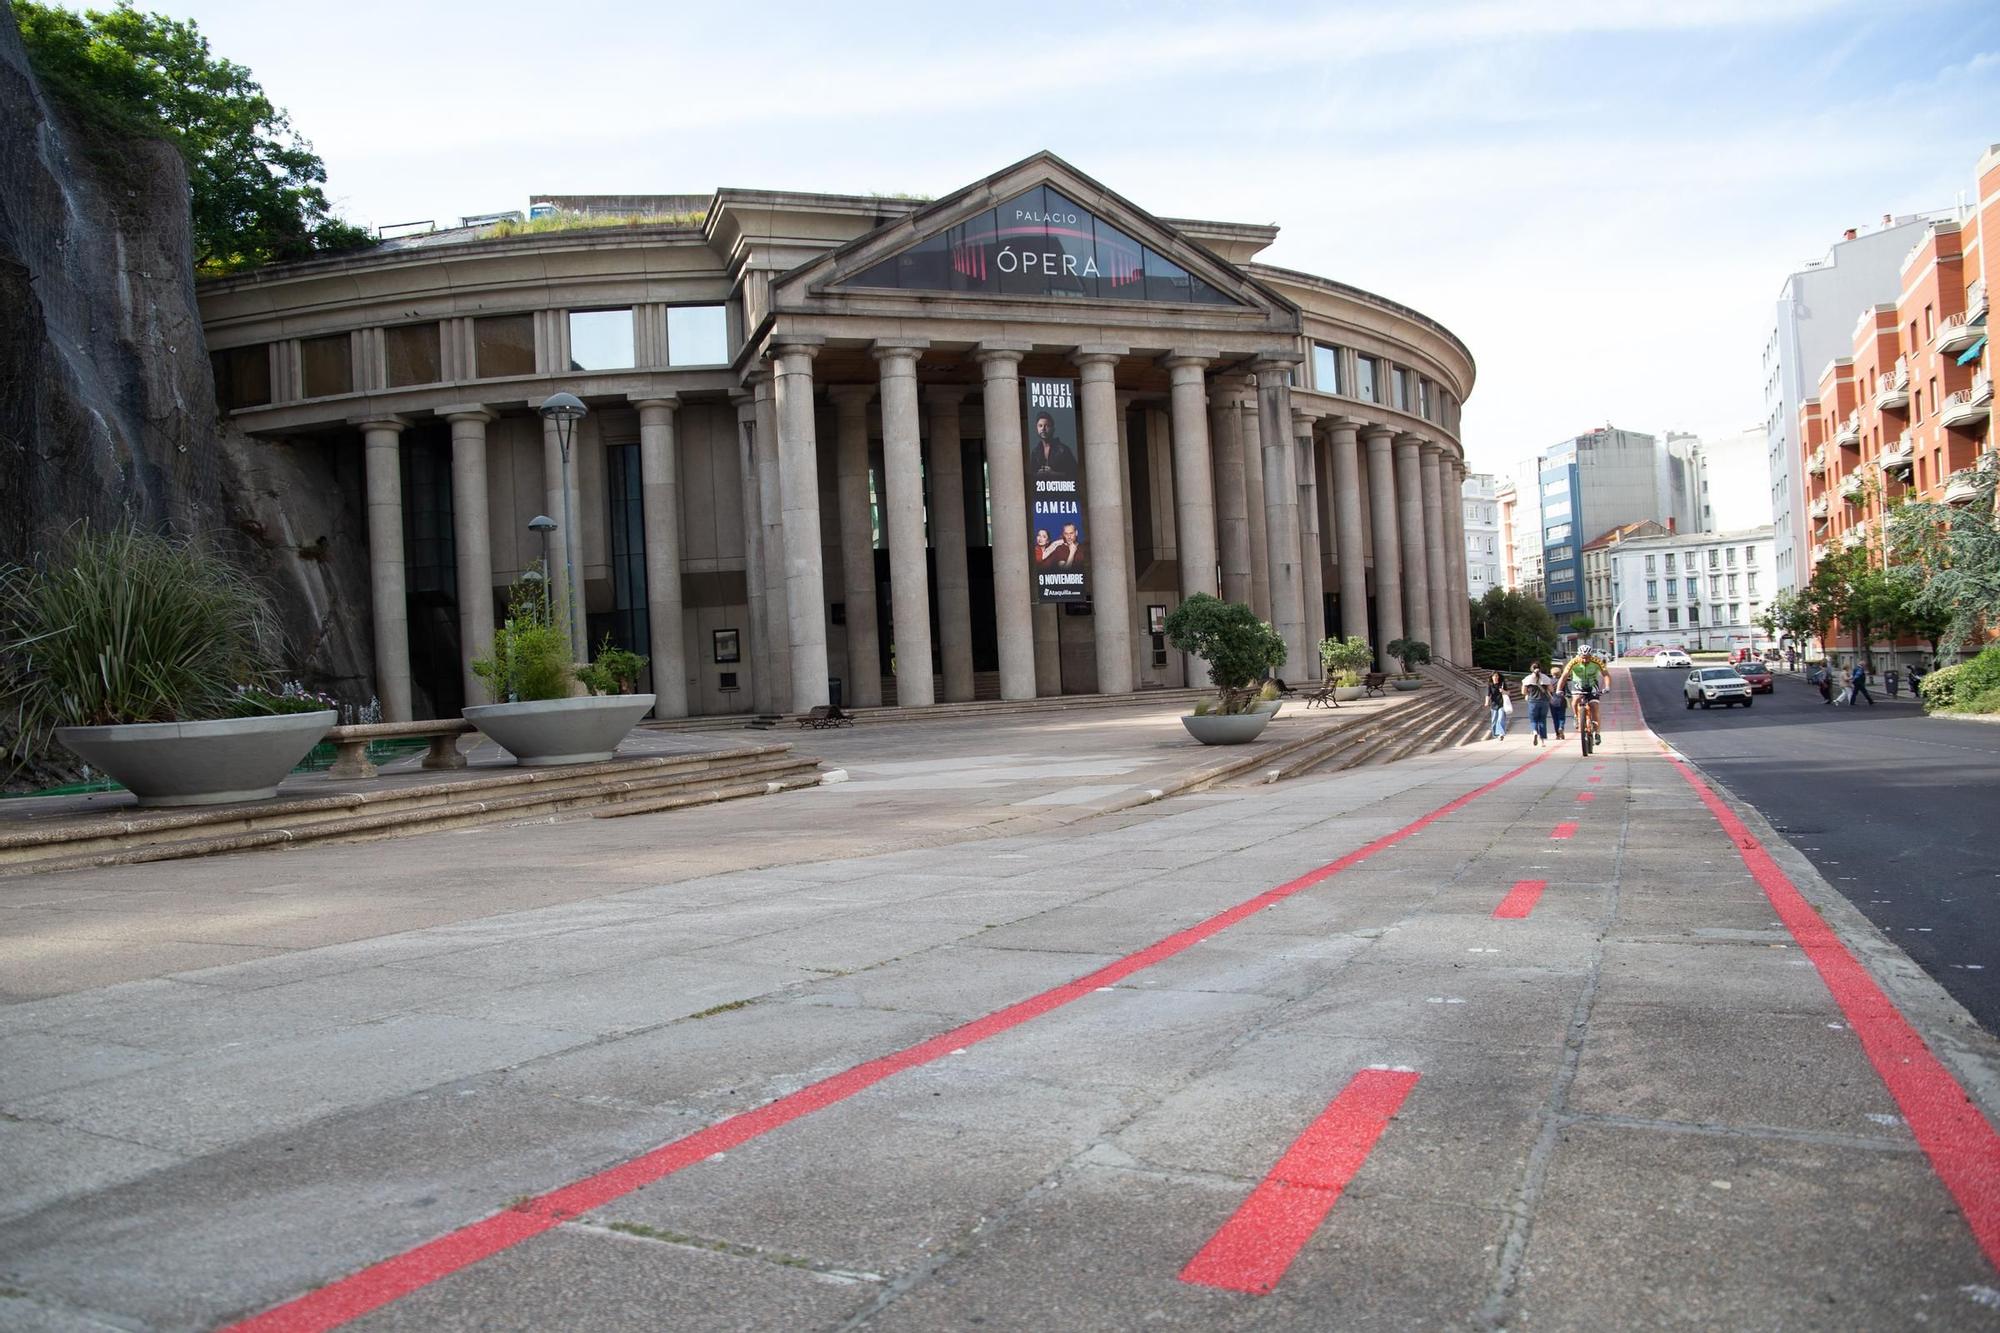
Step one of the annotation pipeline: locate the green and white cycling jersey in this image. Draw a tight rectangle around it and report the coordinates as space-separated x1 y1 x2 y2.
1563 658 1606 695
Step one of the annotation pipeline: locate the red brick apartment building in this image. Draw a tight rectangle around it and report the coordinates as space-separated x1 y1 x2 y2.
1800 145 1995 660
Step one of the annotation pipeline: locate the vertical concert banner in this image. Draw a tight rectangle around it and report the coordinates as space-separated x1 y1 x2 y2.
1024 377 1087 602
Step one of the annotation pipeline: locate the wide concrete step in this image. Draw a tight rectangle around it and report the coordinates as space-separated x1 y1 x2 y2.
0 746 821 877
1270 689 1479 779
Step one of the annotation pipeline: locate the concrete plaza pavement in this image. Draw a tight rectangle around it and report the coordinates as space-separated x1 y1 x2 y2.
6 680 2000 1329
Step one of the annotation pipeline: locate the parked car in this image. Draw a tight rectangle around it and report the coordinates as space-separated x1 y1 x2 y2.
1736 661 1774 694
1657 649 1693 669
1685 667 1754 708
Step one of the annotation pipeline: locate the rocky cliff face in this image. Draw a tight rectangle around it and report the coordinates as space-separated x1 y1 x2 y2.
0 9 373 707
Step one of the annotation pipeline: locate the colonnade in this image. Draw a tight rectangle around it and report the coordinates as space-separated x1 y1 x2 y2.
354 344 1473 722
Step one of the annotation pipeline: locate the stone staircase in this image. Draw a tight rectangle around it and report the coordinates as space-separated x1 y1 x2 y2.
1245 686 1485 783
0 744 824 878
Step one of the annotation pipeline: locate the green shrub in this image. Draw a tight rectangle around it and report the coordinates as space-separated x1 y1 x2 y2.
1951 646 2000 704
0 527 280 750
1165 594 1286 716
1386 638 1432 675
473 619 571 702
1919 662 1965 711
1318 635 1372 680
230 683 339 717
576 637 649 696
1959 686 2000 716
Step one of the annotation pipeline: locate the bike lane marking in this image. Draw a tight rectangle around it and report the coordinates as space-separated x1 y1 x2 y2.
221 751 1555 1333
1550 822 1579 840
1179 1067 1422 1294
1620 668 2000 1270
1492 879 1549 920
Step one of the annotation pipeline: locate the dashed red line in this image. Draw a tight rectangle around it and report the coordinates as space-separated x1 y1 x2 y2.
1492 879 1548 919
1587 776 1603 784
1179 1068 1420 1294
1576 792 1595 802
219 755 1552 1332
1551 822 1579 840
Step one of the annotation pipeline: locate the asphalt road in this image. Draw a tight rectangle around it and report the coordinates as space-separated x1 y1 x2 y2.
1629 661 2000 1032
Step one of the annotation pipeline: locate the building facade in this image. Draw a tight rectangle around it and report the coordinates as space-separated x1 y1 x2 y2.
197 155 1478 720
1763 212 1948 596
1461 472 1502 601
1537 425 1687 631
1607 527 1776 654
1580 520 1672 651
1797 146 1995 666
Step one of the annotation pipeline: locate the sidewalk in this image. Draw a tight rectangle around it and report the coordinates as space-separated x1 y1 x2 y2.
3 676 1999 1329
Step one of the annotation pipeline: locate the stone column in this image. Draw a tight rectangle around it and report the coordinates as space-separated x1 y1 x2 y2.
977 344 1037 701
1240 393 1271 622
873 341 933 708
1163 354 1219 599
1074 346 1134 695
732 391 770 713
1210 373 1252 606
1115 389 1145 686
1295 410 1325 679
1419 442 1450 664
926 387 975 702
773 340 829 713
1444 457 1468 664
830 387 882 708
540 410 587 657
1364 427 1404 671
444 409 495 707
1254 357 1307 680
632 396 687 718
751 370 792 711
1394 434 1433 652
361 418 412 721
1328 419 1369 645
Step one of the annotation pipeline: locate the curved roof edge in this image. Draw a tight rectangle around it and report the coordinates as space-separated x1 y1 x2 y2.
1245 261 1475 393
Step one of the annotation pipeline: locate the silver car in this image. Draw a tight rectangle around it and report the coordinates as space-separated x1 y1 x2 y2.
1685 666 1753 709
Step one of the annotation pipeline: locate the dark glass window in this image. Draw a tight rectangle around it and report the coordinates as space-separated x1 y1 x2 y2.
600 442 650 659
474 314 535 378
1141 247 1192 302
212 344 270 410
384 324 441 387
300 335 351 398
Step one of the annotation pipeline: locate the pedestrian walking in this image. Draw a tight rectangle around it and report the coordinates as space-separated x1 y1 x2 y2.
1550 685 1569 739
1815 662 1834 705
1486 671 1510 740
1850 661 1875 707
1909 663 1927 696
1522 661 1556 747
1786 647 1798 672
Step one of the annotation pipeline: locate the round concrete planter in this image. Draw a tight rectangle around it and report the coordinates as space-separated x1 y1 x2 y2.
1334 686 1366 702
462 694 656 766
1391 677 1424 691
1180 712 1273 745
1250 699 1283 719
56 710 336 807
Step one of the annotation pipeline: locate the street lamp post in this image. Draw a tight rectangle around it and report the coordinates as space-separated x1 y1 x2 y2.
537 393 589 653
527 515 556 627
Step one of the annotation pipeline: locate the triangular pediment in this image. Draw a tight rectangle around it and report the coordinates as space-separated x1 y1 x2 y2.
780 153 1290 319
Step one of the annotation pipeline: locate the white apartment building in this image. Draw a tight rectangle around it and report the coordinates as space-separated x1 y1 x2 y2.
1461 472 1503 599
1607 526 1776 655
1763 214 1946 596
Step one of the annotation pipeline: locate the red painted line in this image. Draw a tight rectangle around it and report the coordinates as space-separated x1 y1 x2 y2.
1492 878 1548 919
1665 754 2000 1271
1551 822 1578 840
221 755 1552 1333
1587 776 1603 784
1576 792 1595 802
1179 1068 1420 1294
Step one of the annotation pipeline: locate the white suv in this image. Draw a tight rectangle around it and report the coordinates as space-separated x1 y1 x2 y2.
1684 667 1753 709
1656 649 1692 668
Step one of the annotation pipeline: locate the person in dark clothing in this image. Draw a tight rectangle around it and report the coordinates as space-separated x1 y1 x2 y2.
1849 661 1875 706
1815 663 1834 704
1486 672 1509 740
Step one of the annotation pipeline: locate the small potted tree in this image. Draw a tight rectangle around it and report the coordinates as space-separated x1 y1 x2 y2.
1386 637 1430 690
463 573 655 765
1318 635 1373 702
1165 594 1287 744
0 527 336 806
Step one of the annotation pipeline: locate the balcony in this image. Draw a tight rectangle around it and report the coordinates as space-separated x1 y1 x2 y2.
1944 468 1981 505
1973 278 1989 323
1834 410 1862 449
1807 444 1827 475
1940 373 1992 434
1808 494 1830 520
1879 431 1914 472
1810 542 1829 564
1873 360 1910 411
1936 311 1980 357
1839 471 1866 503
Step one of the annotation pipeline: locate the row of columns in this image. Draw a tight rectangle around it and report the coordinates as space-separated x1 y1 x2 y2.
353 353 1471 723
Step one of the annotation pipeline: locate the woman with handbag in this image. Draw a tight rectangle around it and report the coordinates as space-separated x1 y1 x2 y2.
1486 671 1510 740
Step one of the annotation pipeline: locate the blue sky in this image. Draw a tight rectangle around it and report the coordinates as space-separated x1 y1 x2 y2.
149 0 2000 476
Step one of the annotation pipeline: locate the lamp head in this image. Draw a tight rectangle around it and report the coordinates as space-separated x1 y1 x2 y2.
528 514 558 532
538 392 587 423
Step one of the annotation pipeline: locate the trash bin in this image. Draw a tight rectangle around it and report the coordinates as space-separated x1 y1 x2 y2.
828 677 842 709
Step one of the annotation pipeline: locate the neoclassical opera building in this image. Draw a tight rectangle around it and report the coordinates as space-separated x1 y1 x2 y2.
198 154 1476 720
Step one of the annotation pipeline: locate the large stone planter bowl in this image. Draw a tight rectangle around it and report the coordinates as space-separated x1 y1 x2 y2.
462 694 656 766
1334 686 1366 702
1391 677 1423 691
56 710 337 807
1180 712 1273 745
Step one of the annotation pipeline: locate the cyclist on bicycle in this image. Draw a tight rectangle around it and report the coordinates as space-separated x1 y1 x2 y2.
1556 645 1609 746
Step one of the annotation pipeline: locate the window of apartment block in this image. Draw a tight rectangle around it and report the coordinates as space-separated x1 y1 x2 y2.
1730 602 1741 622
1312 343 1342 395
1646 580 1657 602
1747 572 1758 595
1707 549 1719 569
1689 606 1701 625
568 309 635 371
1354 356 1377 403
384 323 442 388
1667 607 1680 626
1645 554 1656 573
1924 304 1934 338
474 314 536 378
299 334 351 398
1683 552 1696 571
667 305 729 366
211 344 270 410
1709 575 1721 597
1726 547 1736 566
1727 574 1738 595
1744 546 1756 565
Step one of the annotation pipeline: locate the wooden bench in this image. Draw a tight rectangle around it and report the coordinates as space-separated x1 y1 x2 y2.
323 720 475 779
797 704 854 730
1303 678 1341 709
1362 672 1388 697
